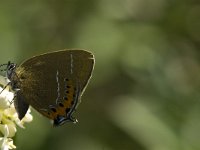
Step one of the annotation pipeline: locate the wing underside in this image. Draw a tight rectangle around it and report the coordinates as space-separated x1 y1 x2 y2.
15 50 94 120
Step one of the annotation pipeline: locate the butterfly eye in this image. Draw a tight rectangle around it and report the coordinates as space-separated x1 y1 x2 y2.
8 63 16 70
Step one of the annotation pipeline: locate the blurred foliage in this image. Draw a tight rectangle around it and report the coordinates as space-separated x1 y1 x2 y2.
0 0 200 150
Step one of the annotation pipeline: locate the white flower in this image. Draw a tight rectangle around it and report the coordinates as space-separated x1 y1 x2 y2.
0 124 16 150
0 75 33 149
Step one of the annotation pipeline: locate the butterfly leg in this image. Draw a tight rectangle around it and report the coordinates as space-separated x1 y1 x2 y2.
0 82 11 94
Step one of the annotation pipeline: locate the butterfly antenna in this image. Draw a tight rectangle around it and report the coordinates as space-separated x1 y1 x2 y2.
0 62 9 73
0 69 6 72
0 63 8 68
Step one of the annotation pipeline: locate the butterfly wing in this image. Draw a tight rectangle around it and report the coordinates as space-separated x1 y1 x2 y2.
14 90 29 120
15 50 94 124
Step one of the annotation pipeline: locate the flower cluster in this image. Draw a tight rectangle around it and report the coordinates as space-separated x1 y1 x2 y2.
0 76 33 150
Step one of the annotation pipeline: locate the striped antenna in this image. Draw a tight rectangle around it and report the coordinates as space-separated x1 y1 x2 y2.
0 62 9 72
0 63 8 68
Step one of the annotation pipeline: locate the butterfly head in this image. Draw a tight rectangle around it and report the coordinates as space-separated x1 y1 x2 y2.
6 61 17 80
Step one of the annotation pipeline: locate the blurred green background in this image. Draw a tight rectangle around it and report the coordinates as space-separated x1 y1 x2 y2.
0 0 200 150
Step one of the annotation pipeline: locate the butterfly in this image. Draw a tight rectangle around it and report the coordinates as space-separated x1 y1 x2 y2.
0 49 95 126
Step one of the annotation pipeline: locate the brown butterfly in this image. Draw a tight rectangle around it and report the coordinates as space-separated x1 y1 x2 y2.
1 49 94 126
